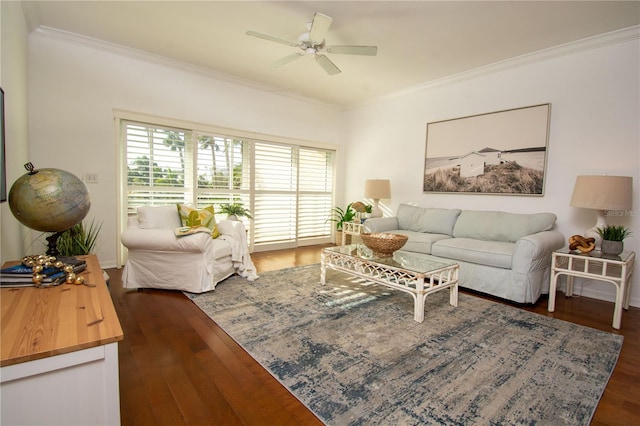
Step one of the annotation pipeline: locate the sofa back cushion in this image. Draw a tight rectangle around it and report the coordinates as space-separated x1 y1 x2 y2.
453 210 557 242
396 204 462 236
137 205 182 229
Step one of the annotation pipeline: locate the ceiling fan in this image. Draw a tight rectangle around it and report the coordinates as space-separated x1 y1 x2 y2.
246 12 377 76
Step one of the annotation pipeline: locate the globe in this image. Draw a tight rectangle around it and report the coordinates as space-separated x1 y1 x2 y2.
8 166 91 233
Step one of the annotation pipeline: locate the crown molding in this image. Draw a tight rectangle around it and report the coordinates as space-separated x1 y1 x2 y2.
31 24 639 112
350 25 640 110
30 26 343 111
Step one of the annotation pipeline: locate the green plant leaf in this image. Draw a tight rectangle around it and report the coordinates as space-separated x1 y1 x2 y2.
596 225 632 241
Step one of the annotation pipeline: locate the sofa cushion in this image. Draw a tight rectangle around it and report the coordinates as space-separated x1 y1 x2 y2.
432 238 514 269
452 210 556 243
389 230 451 254
396 204 461 236
137 205 182 229
177 204 220 238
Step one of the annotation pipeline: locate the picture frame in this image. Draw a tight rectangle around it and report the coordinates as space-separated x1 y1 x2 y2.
1 87 6 203
423 103 551 196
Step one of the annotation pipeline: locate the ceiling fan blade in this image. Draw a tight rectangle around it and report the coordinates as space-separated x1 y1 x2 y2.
315 54 341 76
273 53 303 67
308 12 332 45
246 30 298 47
326 45 378 56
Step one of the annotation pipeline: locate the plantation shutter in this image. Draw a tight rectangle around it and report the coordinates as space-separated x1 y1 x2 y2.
195 135 249 207
298 147 334 239
121 117 335 250
253 142 297 244
252 143 334 245
124 122 192 213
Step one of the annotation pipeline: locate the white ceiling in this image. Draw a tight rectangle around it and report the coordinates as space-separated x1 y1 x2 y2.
22 1 640 107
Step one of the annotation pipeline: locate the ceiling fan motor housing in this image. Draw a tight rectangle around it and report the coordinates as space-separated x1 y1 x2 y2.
298 32 325 53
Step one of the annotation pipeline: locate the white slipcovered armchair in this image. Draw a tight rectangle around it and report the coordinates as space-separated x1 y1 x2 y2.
121 205 257 293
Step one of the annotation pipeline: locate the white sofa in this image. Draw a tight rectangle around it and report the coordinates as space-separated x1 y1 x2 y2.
121 205 257 293
364 204 565 304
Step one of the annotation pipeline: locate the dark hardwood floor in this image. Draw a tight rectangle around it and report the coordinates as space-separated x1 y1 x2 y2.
107 245 639 425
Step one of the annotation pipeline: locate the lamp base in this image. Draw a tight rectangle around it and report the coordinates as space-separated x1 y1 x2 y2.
585 210 607 252
370 200 382 218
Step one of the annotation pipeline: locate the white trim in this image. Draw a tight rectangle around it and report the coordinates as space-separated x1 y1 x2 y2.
32 24 639 111
115 116 126 267
31 26 342 111
113 109 339 152
349 25 640 110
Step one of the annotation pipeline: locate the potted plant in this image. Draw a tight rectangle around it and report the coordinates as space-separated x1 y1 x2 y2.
596 225 632 255
219 203 253 221
351 201 373 223
328 203 356 245
54 219 102 256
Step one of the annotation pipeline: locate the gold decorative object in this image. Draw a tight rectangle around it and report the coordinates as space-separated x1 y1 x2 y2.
360 232 408 257
568 235 596 253
20 254 85 287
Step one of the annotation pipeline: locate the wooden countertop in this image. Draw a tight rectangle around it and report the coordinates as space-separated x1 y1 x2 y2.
1 255 124 367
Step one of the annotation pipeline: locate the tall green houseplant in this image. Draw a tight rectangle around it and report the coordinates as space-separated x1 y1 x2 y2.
55 219 102 256
328 203 356 231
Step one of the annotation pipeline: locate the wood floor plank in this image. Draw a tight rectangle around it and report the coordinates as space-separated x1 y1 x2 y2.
108 245 639 425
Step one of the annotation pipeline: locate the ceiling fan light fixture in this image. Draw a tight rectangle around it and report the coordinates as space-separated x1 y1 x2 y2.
246 11 377 76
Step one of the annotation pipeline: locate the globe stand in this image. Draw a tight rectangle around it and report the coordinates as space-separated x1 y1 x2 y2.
45 231 65 257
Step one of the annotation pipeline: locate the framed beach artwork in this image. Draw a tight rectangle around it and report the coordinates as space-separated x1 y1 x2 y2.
423 103 551 196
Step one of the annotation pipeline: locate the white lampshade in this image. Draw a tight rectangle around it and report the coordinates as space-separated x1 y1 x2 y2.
365 179 391 218
364 179 391 199
570 175 632 211
570 175 633 250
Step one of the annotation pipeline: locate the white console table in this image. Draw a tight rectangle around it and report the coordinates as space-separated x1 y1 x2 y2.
1 255 124 425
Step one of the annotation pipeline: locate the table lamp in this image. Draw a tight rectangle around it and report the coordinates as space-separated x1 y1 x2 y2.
570 175 632 251
365 179 390 218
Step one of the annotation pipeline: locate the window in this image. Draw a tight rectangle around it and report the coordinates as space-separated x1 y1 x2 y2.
119 116 336 252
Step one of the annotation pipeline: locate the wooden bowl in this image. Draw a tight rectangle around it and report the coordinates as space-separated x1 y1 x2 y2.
360 233 409 257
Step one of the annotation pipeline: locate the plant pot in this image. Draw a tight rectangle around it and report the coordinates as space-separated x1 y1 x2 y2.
227 214 238 221
601 239 623 255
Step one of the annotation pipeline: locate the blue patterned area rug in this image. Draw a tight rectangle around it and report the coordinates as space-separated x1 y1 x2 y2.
187 264 623 425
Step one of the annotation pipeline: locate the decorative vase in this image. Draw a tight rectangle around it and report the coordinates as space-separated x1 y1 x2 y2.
227 214 238 221
601 240 623 255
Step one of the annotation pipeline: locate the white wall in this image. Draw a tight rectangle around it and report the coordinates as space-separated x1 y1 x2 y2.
0 0 30 263
13 19 640 309
27 29 346 268
344 29 640 306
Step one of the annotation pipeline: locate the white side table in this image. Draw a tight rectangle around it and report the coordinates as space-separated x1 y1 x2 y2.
548 248 635 329
341 221 364 245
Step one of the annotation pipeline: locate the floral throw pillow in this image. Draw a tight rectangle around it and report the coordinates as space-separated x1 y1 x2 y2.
176 204 220 239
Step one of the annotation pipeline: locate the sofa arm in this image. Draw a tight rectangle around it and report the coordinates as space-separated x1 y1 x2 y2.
364 217 399 233
512 230 565 273
121 227 214 253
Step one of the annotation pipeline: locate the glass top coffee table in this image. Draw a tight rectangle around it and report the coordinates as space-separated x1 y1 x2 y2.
321 244 459 322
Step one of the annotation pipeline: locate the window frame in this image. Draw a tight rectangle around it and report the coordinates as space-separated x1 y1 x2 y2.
115 110 338 266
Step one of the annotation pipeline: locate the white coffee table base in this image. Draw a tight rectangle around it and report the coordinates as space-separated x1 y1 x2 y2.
321 248 459 323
